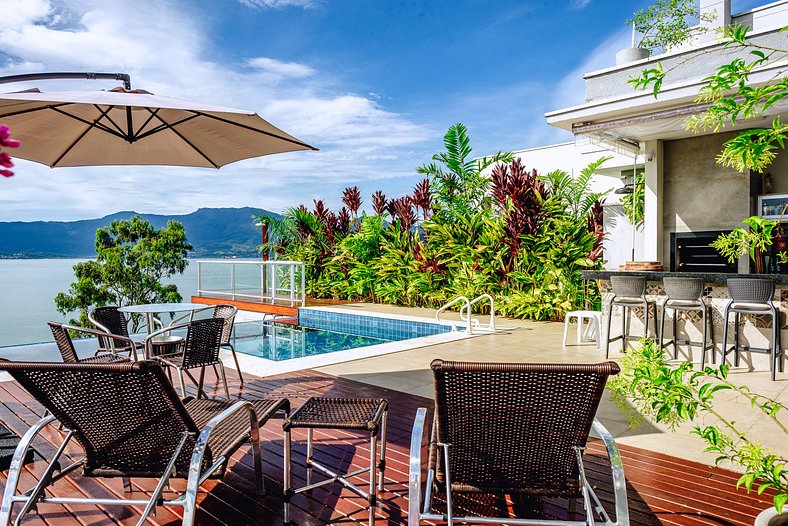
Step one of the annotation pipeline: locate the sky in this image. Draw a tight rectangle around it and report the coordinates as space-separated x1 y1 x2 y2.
0 0 767 221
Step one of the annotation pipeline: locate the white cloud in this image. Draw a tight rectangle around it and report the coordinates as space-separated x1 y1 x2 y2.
570 0 592 9
247 57 315 79
0 0 433 220
239 0 318 10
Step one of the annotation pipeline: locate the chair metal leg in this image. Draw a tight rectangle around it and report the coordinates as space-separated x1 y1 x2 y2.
701 308 708 370
283 429 292 524
722 303 731 367
709 305 716 364
306 428 314 487
659 304 667 351
672 309 679 359
369 432 377 526
216 362 230 399
563 316 570 347
734 312 741 367
227 343 244 384
605 304 614 358
772 307 779 382
378 411 388 492
178 368 187 398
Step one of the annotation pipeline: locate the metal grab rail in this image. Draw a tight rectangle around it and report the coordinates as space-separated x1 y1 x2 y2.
196 260 305 307
436 295 496 334
459 294 496 332
436 296 471 333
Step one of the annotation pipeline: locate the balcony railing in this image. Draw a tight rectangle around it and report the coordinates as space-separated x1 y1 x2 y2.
196 259 305 307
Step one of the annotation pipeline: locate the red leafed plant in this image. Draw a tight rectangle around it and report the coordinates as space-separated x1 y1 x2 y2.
372 190 388 216
390 196 416 231
587 199 605 261
490 158 547 255
342 186 362 217
412 178 432 220
0 125 20 177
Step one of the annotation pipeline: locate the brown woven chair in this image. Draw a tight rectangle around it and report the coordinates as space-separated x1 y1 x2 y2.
408 360 629 526
145 317 230 399
213 304 244 383
88 305 145 354
0 360 289 526
48 321 138 363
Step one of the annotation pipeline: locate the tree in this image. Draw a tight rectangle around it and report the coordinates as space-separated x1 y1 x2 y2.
55 216 193 331
629 5 788 173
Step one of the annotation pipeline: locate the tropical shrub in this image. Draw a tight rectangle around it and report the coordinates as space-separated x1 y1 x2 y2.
608 338 787 513
262 124 609 321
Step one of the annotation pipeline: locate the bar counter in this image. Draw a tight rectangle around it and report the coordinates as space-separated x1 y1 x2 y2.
582 270 786 373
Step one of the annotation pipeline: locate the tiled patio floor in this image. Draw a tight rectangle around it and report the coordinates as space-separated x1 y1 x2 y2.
0 367 776 525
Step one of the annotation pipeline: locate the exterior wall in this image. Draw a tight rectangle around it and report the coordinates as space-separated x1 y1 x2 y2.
602 202 644 269
661 132 750 268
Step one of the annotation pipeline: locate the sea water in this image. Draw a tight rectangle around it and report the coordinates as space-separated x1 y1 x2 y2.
0 259 199 347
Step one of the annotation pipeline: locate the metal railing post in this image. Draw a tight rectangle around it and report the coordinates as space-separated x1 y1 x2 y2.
197 262 202 297
290 264 295 306
231 263 236 301
300 264 305 307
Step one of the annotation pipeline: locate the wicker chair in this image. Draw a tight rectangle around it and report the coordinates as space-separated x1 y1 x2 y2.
145 317 230 399
0 360 289 526
48 321 138 363
212 304 244 384
88 305 145 354
408 360 629 526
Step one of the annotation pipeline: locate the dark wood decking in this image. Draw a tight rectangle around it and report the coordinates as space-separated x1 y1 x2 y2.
0 368 775 525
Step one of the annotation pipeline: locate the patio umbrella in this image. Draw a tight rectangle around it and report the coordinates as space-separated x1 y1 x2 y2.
0 85 316 168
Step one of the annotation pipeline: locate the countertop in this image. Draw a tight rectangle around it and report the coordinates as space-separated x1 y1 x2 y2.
581 270 788 285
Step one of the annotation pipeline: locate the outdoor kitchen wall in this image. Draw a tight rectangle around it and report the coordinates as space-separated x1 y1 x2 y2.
662 131 750 272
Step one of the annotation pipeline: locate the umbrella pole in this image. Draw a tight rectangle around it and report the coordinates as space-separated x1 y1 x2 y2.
0 72 131 90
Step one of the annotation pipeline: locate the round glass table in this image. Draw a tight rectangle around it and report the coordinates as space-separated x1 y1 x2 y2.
118 303 209 358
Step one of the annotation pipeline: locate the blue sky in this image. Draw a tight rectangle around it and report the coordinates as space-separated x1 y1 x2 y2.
0 0 766 221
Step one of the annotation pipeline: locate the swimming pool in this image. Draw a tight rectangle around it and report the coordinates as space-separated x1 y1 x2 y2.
231 308 456 361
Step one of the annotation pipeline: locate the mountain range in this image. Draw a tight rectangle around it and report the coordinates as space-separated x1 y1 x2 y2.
0 207 279 258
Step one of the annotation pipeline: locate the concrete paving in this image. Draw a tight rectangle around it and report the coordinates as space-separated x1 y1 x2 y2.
315 302 788 471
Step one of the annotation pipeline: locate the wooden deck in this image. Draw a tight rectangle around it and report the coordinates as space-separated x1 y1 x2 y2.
0 368 775 525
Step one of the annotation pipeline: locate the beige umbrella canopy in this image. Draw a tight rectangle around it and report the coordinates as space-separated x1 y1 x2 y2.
0 73 317 168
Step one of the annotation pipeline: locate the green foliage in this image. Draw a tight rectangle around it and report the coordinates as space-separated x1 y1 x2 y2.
629 7 788 173
268 124 609 322
608 338 788 513
54 216 193 332
620 171 645 226
628 0 713 53
417 123 512 222
710 215 776 263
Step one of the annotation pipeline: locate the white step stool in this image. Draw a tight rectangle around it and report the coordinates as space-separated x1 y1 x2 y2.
563 310 603 350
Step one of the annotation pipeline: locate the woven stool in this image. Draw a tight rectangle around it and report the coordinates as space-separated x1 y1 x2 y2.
722 278 783 381
659 277 715 368
605 275 658 357
562 310 602 350
283 397 388 525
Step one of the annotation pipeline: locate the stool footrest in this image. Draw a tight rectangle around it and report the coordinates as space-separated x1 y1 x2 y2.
292 461 372 499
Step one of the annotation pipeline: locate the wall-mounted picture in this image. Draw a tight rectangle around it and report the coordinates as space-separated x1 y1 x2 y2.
758 194 788 220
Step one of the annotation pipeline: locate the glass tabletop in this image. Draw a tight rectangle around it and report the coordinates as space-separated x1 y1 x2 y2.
118 302 208 314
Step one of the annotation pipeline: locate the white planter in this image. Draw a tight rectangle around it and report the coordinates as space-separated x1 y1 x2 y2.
615 47 650 65
755 507 788 526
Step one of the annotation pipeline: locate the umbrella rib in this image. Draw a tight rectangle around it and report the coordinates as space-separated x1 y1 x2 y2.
151 113 219 168
51 121 96 168
0 102 72 119
92 104 127 137
133 108 162 138
197 111 316 150
50 106 127 140
134 113 200 142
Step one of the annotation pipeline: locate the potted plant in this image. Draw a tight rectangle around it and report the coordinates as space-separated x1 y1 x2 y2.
608 339 787 524
711 215 777 274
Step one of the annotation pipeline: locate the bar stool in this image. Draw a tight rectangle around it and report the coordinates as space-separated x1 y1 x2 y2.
659 277 715 368
722 278 784 381
283 397 388 525
605 275 658 358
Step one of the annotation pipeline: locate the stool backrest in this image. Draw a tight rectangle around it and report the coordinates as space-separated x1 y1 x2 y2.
727 278 775 304
610 275 647 298
663 277 704 301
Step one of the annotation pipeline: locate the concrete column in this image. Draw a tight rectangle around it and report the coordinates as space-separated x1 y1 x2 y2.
643 140 663 262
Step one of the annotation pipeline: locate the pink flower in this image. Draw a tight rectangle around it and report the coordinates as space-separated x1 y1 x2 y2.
0 169 14 177
0 152 13 168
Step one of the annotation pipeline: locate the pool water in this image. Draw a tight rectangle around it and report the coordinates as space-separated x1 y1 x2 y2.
231 320 391 361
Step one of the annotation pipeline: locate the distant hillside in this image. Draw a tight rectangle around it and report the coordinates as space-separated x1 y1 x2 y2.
0 207 280 258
